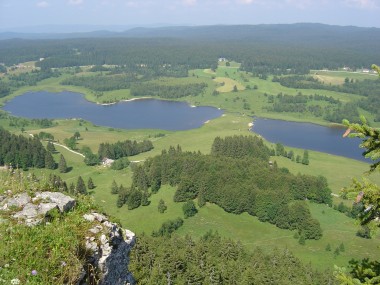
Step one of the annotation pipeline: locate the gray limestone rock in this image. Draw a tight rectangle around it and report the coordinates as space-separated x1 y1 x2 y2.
6 192 75 226
4 193 31 209
82 212 135 285
35 192 75 212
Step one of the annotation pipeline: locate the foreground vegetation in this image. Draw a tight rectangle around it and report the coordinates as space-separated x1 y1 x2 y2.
0 173 100 284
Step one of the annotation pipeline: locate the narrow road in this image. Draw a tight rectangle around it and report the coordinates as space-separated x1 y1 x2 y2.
52 142 85 158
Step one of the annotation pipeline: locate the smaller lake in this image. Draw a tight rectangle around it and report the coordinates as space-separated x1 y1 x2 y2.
2 91 223 131
252 118 369 163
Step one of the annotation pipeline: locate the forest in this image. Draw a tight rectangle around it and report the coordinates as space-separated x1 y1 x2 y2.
1 24 379 75
0 127 53 170
130 82 208 99
130 232 334 284
272 75 380 121
115 136 331 240
98 139 153 160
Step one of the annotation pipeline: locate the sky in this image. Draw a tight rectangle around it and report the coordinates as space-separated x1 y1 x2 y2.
0 0 379 32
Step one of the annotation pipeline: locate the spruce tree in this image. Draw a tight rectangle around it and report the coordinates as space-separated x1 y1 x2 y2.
58 154 68 173
127 190 142 210
44 151 56 169
46 141 56 153
111 180 119 194
69 182 75 194
302 150 309 165
87 177 95 189
76 176 87 195
141 191 150 206
182 200 198 218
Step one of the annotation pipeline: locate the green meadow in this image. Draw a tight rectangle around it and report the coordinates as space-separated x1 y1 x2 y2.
1 62 379 271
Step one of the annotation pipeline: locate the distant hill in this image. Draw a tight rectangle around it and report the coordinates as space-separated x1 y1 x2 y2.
1 23 380 46
1 23 379 71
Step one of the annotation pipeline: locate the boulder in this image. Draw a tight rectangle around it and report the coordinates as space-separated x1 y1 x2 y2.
3 191 76 226
34 192 76 212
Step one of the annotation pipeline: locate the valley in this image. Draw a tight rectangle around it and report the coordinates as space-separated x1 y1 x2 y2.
0 24 380 284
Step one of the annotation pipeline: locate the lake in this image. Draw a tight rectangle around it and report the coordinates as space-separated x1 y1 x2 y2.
2 91 223 131
252 117 369 162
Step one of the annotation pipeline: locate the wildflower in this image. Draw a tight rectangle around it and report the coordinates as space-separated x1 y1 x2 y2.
31 270 38 275
3 264 9 268
61 261 67 267
10 278 20 285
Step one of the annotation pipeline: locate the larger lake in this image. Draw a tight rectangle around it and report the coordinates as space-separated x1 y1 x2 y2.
252 118 369 163
2 91 223 130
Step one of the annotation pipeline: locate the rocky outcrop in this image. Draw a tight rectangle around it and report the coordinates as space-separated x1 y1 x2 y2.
0 191 76 226
0 191 135 284
83 212 135 285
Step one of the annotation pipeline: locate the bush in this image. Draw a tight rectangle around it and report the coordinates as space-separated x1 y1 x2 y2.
182 200 198 218
152 218 184 237
110 157 130 170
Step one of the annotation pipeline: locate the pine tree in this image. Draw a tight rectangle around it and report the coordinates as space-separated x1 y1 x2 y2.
46 141 56 153
69 182 75 194
58 154 68 173
87 177 95 189
334 247 340 257
127 190 142 210
44 151 56 169
339 242 345 252
141 191 150 206
182 200 198 218
302 150 309 165
76 176 87 195
325 244 331 251
111 180 119 194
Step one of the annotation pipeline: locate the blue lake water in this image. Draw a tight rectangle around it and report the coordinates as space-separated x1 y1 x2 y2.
2 91 371 162
252 117 369 163
2 91 223 131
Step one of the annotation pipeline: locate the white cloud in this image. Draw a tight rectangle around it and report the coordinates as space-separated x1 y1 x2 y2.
183 0 197 6
344 0 379 8
126 1 138 7
68 0 84 5
285 0 313 9
237 0 254 4
36 1 50 8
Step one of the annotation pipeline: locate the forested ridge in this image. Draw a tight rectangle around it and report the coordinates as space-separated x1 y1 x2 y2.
1 24 379 75
116 136 330 240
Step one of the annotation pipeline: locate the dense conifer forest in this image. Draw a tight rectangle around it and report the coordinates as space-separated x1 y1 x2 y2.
0 128 51 169
116 136 330 240
130 232 334 284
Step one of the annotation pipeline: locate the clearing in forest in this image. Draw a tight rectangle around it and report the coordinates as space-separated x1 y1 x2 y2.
213 77 245 92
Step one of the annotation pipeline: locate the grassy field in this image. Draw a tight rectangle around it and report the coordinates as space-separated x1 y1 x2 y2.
311 70 379 83
115 185 379 270
213 77 245 92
